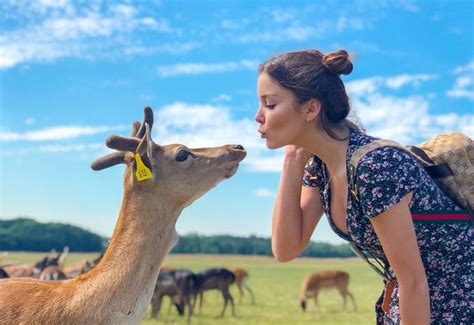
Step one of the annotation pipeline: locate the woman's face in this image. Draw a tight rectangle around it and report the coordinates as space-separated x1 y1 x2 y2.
255 72 307 149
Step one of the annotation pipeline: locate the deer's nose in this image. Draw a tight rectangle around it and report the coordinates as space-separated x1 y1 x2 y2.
233 145 245 150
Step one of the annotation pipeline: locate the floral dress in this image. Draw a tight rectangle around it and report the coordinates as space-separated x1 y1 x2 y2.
303 130 473 324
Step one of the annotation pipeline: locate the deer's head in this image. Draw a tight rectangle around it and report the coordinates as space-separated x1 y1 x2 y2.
91 106 246 207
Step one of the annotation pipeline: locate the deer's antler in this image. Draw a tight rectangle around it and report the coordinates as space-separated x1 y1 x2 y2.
91 106 154 171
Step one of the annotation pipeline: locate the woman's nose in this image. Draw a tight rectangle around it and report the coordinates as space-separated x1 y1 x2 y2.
254 108 265 124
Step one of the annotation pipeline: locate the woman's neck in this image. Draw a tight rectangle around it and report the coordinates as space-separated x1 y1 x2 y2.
297 125 350 177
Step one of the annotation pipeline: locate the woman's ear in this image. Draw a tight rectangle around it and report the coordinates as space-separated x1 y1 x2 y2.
305 99 321 123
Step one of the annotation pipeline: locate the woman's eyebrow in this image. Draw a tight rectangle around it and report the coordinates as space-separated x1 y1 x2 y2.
261 94 279 99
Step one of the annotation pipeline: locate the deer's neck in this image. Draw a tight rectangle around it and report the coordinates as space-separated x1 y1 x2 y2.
73 187 182 322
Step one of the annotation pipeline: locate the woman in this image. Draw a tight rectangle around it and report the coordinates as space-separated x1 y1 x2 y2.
254 49 472 324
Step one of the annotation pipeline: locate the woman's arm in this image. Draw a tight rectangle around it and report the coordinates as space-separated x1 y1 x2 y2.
370 192 430 325
271 148 324 262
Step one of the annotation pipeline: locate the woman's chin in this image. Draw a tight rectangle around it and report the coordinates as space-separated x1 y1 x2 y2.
265 139 284 150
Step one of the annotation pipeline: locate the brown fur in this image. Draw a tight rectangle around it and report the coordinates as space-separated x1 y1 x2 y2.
231 268 255 304
0 109 246 324
300 270 356 312
39 266 67 281
2 264 36 278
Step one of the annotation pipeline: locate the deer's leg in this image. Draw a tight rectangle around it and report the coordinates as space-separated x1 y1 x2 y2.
237 284 244 304
244 284 255 305
150 294 163 319
313 291 319 311
338 287 350 311
166 295 174 315
198 292 204 314
187 294 194 321
150 294 157 319
345 290 357 311
229 290 235 317
219 289 228 318
219 287 235 318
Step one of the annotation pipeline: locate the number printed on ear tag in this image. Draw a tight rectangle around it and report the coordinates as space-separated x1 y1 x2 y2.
135 154 152 181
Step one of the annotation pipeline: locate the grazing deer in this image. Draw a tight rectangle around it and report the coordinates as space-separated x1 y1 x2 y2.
231 268 255 304
150 269 192 319
159 265 174 273
0 106 246 324
63 252 103 279
300 270 357 312
0 267 8 279
2 250 65 278
39 266 67 281
192 268 236 318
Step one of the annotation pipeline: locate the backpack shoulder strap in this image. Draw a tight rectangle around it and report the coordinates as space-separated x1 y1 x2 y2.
349 140 408 201
349 139 409 173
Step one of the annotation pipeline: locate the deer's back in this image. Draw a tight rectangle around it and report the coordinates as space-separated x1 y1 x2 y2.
302 270 349 292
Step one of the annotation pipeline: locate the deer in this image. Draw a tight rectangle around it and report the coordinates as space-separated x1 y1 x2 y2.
63 252 104 279
189 268 236 319
231 268 255 305
150 268 192 319
0 106 246 324
2 248 67 278
39 266 67 281
300 270 357 312
0 267 8 279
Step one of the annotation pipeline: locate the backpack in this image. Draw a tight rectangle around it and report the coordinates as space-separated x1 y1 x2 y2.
348 132 474 225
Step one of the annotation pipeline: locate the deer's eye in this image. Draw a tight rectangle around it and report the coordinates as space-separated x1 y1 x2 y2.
176 149 189 162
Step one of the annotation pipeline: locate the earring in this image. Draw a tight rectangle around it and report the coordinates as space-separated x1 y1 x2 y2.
306 119 312 123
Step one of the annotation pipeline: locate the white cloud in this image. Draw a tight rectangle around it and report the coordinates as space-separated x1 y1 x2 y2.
336 17 367 32
220 17 252 30
446 76 474 100
211 94 232 103
38 143 103 153
0 143 104 155
0 125 127 142
397 0 420 12
347 74 474 144
446 60 474 100
123 42 199 56
156 60 259 77
0 2 178 69
347 73 438 96
453 60 474 74
238 22 329 43
385 74 437 89
271 9 295 23
255 188 275 197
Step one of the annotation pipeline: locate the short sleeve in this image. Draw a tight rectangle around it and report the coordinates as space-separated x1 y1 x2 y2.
355 147 421 218
303 155 324 188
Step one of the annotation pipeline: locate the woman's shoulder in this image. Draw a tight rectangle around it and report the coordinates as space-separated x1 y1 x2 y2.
349 131 419 172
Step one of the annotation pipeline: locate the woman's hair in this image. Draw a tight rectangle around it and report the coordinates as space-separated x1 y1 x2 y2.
258 49 363 140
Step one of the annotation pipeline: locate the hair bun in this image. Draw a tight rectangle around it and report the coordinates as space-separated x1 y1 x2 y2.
322 50 353 75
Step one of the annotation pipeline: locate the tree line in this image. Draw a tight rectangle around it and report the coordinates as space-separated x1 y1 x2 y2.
0 218 355 257
171 234 355 258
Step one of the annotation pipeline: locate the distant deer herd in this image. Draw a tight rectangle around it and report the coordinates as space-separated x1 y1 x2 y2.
0 107 357 323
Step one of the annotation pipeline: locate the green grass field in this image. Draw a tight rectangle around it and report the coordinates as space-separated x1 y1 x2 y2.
2 253 384 324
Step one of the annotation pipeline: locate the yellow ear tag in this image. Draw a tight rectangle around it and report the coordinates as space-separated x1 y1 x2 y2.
135 154 152 181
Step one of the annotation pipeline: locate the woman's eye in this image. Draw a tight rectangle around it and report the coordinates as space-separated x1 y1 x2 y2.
264 104 276 109
176 149 189 162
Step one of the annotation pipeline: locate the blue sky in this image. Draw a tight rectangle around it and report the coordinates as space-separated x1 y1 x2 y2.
0 0 472 244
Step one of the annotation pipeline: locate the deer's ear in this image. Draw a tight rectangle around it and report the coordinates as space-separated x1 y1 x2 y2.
136 123 154 169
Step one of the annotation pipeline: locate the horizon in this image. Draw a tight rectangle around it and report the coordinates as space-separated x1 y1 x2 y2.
1 0 473 244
